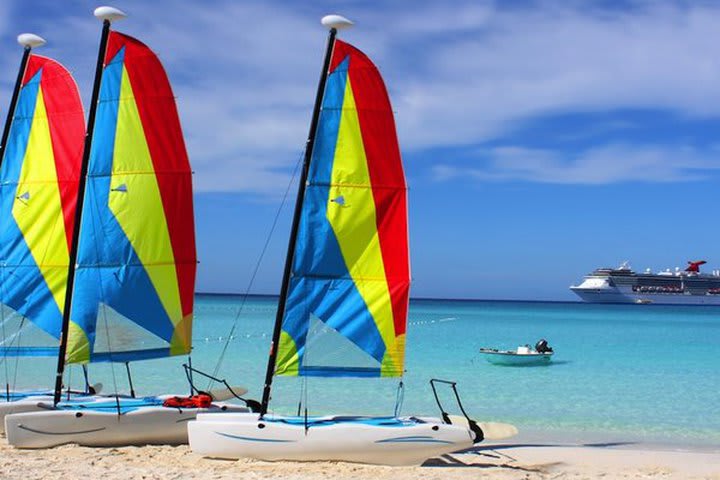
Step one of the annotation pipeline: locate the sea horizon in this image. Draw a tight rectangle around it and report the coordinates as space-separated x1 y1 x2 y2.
195 291 587 304
196 291 720 308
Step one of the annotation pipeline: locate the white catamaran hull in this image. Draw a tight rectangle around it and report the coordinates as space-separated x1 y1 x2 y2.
5 402 248 448
0 396 53 436
0 394 106 436
188 412 475 466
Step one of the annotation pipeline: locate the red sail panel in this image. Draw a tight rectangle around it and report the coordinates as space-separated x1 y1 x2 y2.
22 55 85 251
331 40 410 337
105 31 196 320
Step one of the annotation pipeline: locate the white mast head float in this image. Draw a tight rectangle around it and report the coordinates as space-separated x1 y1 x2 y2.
321 15 354 31
93 6 127 23
17 33 46 49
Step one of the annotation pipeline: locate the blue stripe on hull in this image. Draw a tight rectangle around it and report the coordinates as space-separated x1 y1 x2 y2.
376 436 455 444
215 431 295 443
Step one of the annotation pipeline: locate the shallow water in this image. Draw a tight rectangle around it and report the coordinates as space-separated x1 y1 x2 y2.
4 295 719 447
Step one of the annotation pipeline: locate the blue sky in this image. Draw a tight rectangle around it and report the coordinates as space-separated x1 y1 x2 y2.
3 0 720 301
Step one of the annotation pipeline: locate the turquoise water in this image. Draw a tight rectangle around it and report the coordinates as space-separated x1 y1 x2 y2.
5 295 720 447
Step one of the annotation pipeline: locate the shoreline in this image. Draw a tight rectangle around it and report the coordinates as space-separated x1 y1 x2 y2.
2 439 719 479
195 291 720 307
2 394 718 451
505 426 720 453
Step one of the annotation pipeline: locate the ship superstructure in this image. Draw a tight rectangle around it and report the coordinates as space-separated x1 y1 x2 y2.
570 261 720 305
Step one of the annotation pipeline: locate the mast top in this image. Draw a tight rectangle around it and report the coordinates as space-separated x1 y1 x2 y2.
17 33 46 49
321 14 353 31
93 6 127 23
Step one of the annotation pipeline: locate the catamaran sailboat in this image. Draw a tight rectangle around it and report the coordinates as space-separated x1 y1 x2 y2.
0 33 105 432
188 15 483 466
4 6 246 448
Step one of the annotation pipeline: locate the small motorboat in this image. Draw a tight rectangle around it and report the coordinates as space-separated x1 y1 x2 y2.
479 339 554 366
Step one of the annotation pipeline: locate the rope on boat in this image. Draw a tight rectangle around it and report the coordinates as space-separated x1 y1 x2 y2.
193 315 456 345
86 192 122 412
207 149 305 389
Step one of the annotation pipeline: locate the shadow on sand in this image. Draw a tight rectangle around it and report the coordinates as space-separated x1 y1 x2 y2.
422 441 638 469
422 452 554 473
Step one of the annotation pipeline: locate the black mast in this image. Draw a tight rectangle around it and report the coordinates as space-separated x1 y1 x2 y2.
259 27 339 416
0 38 38 169
1 36 42 400
53 18 113 406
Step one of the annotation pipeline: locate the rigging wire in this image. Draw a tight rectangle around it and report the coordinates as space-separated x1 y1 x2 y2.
99 304 121 407
206 150 304 389
0 147 84 395
65 364 74 400
85 173 121 404
394 380 405 417
0 118 9 393
299 282 311 414
10 318 24 394
1 304 9 395
0 193 21 390
295 375 306 416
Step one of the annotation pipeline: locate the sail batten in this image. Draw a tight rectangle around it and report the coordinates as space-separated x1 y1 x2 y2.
275 40 409 378
66 31 196 364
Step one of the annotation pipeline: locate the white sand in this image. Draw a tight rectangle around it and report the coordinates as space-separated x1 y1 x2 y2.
2 441 719 480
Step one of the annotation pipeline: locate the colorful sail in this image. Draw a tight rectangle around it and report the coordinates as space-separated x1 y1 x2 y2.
275 39 410 377
65 31 196 363
0 55 85 356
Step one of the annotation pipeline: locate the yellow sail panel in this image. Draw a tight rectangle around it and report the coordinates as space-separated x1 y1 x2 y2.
276 40 409 378
110 65 183 327
326 76 400 374
66 31 195 363
0 54 84 356
12 88 70 314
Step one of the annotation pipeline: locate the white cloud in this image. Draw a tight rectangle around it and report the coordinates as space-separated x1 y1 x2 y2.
390 2 720 149
4 1 720 192
0 2 18 115
433 143 720 184
4 0 322 195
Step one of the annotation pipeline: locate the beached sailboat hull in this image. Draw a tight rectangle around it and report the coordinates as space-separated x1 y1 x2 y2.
5 399 248 448
0 41 86 421
187 16 480 466
188 412 475 466
0 394 104 435
0 391 68 403
3 10 211 451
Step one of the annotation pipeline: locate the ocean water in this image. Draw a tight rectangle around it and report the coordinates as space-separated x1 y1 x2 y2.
4 295 720 448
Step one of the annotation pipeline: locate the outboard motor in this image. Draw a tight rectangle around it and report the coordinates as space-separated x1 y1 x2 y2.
535 338 553 353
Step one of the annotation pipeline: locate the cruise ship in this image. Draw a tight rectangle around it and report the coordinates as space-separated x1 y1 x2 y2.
570 260 720 305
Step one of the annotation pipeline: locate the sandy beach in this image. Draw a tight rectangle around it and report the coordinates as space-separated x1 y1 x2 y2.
2 440 719 480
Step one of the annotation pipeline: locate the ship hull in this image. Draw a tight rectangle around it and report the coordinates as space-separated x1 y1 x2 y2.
571 286 720 305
